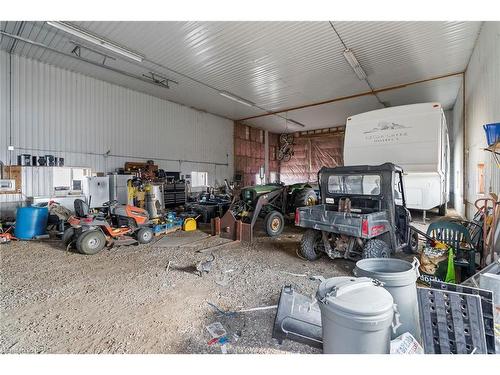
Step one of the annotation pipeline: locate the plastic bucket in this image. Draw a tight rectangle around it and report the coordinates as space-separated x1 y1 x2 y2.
317 276 396 354
354 258 421 341
483 123 500 146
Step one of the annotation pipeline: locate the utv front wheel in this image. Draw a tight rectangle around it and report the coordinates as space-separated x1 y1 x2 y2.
299 229 323 261
264 211 285 237
136 227 154 244
362 239 390 259
76 230 106 255
403 230 419 254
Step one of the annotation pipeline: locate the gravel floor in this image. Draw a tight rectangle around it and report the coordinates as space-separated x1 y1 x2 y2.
0 217 426 354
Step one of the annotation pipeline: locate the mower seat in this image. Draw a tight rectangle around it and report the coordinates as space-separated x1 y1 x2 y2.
74 199 90 218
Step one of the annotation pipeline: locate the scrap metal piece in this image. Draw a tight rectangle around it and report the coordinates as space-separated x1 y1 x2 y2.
417 287 488 354
272 285 323 349
430 280 496 354
195 253 215 276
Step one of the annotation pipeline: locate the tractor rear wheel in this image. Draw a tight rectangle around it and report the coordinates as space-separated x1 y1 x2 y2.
294 187 318 207
62 227 75 247
76 230 106 255
264 211 285 237
362 239 390 259
299 229 323 261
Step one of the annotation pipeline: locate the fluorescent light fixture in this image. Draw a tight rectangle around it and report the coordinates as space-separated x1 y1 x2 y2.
219 91 255 107
287 118 306 128
47 21 144 62
343 48 367 80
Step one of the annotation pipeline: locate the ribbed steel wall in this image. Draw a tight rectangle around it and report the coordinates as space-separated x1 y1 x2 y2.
0 50 9 164
453 22 500 218
0 50 234 186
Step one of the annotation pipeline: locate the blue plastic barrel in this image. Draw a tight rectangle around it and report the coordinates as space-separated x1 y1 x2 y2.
14 206 49 240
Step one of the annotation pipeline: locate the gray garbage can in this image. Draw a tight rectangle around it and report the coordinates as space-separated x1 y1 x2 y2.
354 258 421 342
317 276 395 354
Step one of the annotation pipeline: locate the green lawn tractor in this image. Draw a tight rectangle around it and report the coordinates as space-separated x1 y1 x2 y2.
219 183 317 242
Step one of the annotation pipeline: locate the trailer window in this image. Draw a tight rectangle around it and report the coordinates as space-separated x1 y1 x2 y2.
327 174 381 195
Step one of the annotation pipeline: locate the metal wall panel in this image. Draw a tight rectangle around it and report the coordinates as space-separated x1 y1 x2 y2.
451 83 465 216
0 50 234 187
453 22 500 218
0 49 9 164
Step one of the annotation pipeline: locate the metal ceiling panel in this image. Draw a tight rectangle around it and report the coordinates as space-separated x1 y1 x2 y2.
377 75 463 110
284 95 383 130
73 21 365 110
333 21 481 88
0 21 264 120
242 96 381 133
242 114 291 134
0 21 483 132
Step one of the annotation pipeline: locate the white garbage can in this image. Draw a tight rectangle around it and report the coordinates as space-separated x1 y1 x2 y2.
317 276 396 354
354 258 421 342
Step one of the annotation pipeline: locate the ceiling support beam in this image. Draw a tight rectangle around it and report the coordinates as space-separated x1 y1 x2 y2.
237 71 464 122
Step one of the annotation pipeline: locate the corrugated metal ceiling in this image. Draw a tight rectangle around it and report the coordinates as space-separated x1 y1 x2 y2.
0 21 482 130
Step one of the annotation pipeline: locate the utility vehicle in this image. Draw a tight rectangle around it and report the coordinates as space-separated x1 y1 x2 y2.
295 163 418 260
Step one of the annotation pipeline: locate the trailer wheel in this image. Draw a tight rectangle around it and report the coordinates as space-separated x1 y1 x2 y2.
136 227 154 244
299 229 323 261
264 211 285 237
438 203 447 216
403 229 419 254
294 187 318 208
76 230 106 255
362 239 390 259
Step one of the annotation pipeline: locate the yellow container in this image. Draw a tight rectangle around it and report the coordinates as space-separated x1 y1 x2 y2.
183 218 197 232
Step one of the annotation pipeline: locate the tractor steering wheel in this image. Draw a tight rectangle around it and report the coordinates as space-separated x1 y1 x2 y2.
102 200 118 207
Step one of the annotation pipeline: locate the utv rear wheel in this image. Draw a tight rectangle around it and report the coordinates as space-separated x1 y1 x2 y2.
264 211 285 237
76 230 106 255
136 227 154 244
403 230 419 254
294 187 318 207
362 239 390 259
299 229 323 261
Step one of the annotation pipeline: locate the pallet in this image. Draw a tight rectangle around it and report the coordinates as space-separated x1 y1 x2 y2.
417 287 488 354
430 280 496 354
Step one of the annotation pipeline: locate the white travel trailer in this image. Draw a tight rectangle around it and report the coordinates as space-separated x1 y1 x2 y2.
344 103 450 215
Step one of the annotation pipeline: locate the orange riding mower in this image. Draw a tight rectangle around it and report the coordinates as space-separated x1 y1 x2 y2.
63 199 154 255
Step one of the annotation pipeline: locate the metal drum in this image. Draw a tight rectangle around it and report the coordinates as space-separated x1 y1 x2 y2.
145 184 164 219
